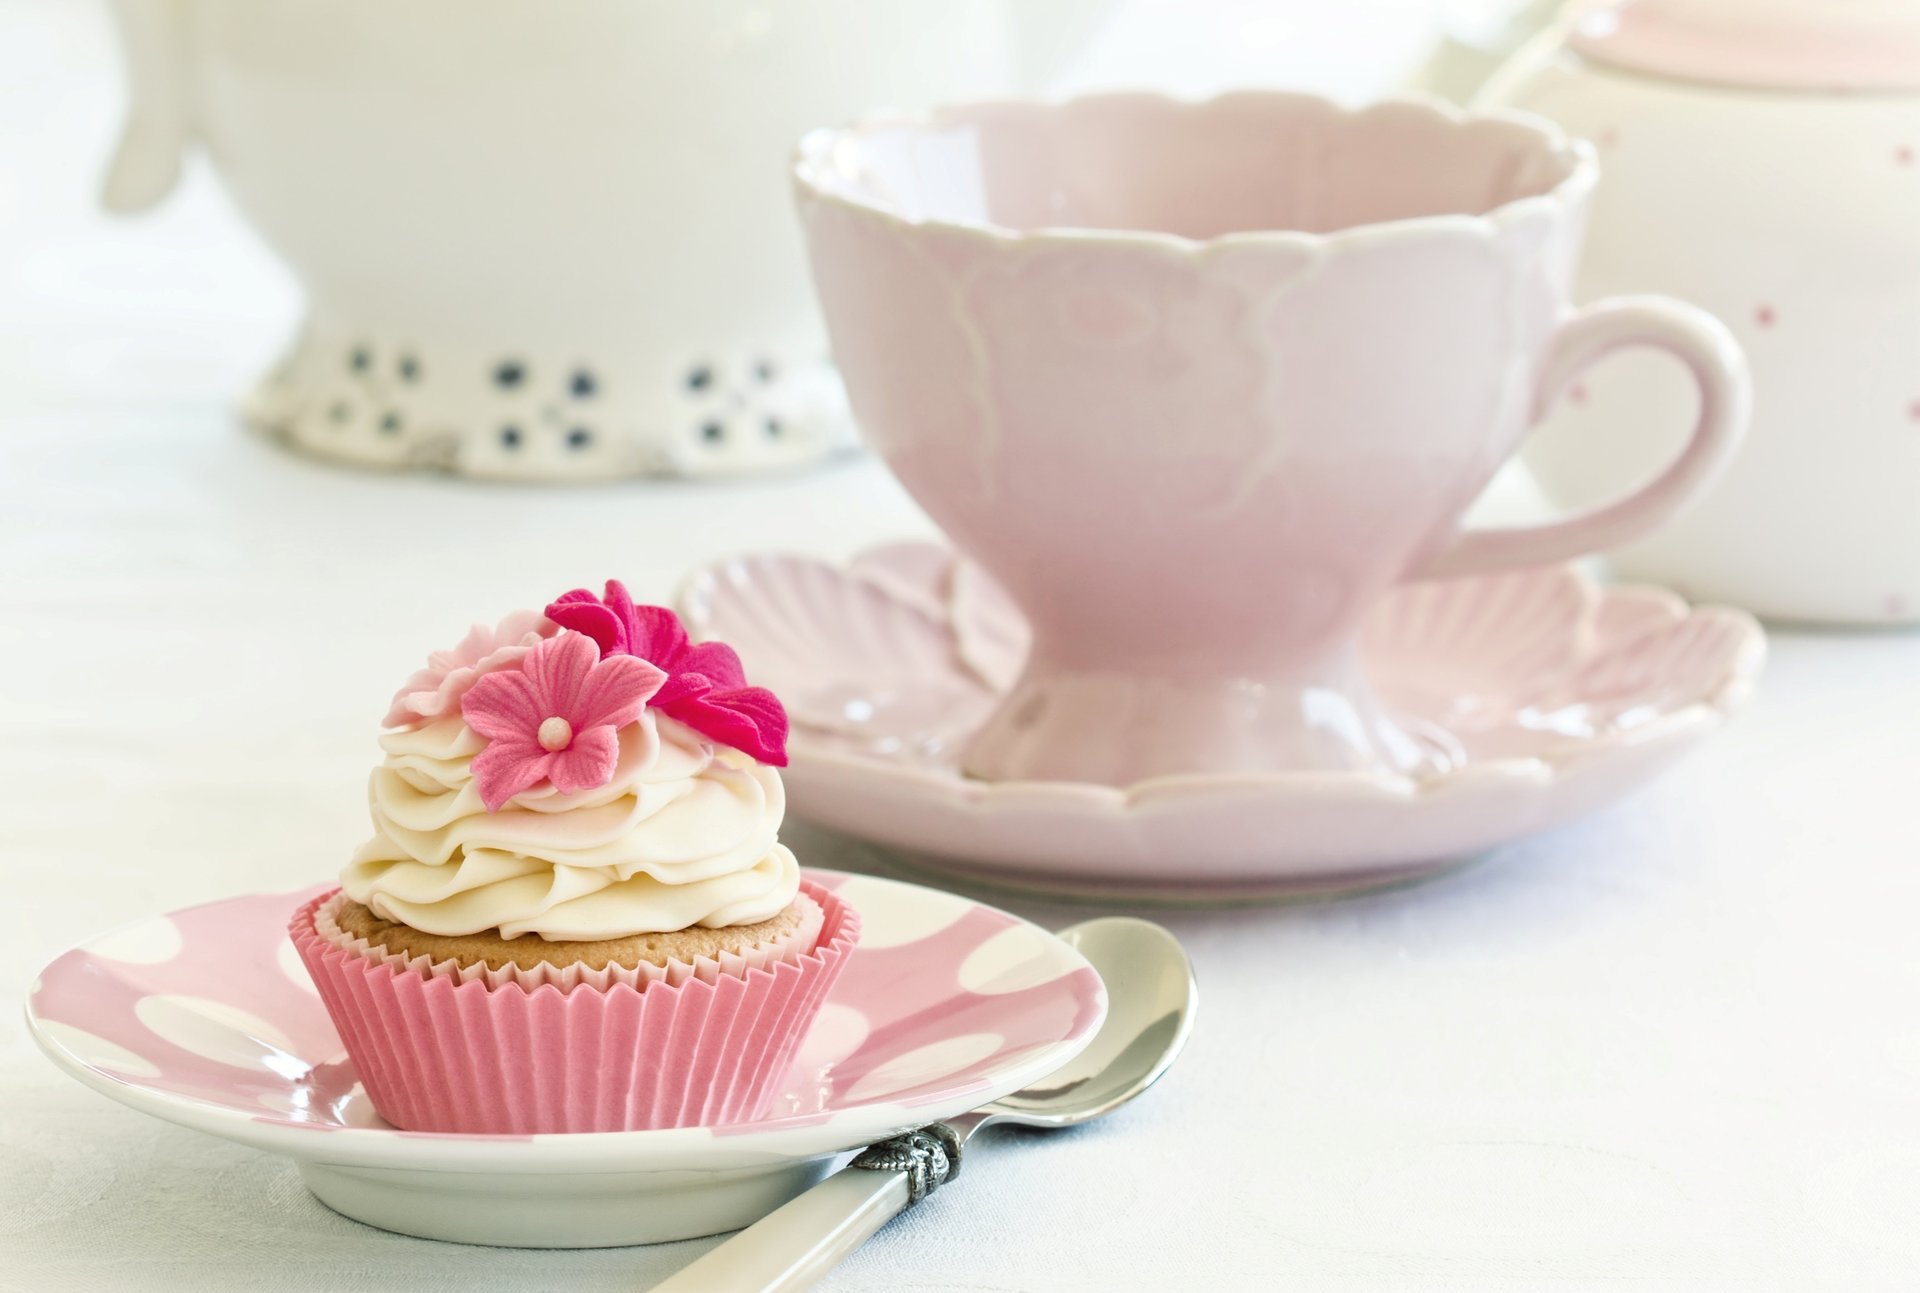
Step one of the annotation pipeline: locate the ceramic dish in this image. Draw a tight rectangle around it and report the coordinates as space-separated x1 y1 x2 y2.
680 542 1766 901
99 0 1109 480
1481 0 1920 623
27 870 1106 1248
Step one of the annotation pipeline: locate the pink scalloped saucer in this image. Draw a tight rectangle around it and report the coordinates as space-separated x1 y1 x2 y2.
26 870 1105 1248
680 543 1766 902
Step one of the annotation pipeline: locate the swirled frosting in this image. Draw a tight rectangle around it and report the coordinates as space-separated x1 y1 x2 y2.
342 710 798 940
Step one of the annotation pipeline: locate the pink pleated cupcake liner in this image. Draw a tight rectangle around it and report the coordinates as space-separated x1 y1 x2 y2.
289 879 859 1135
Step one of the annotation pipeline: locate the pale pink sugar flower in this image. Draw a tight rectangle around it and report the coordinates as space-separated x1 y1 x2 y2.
384 609 557 729
461 631 667 812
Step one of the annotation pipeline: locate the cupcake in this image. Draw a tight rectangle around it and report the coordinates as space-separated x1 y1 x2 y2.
290 581 858 1134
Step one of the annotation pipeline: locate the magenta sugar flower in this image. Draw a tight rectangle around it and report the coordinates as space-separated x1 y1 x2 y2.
460 631 667 812
545 580 789 766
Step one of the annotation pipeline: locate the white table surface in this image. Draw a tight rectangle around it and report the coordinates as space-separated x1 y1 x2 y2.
6 1 1920 1288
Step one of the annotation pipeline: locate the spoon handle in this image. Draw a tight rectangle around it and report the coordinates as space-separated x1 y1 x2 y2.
653 1123 964 1293
651 1166 907 1292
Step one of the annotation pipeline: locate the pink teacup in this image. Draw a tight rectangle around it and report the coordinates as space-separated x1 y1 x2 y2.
793 92 1749 786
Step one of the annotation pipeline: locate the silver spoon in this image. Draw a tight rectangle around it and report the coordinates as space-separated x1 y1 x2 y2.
654 917 1197 1293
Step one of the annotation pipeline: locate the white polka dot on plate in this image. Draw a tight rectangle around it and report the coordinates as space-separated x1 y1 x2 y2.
789 1002 870 1074
829 876 971 951
86 916 182 965
956 926 1068 995
33 1020 162 1079
276 937 318 994
845 1033 1004 1103
133 995 302 1072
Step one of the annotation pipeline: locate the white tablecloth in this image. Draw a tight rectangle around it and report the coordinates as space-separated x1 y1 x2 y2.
5 2 1920 1288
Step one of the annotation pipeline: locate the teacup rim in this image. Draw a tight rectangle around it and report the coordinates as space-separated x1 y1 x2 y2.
792 89 1598 256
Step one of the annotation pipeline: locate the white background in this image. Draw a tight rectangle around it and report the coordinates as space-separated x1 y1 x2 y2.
4 0 1919 1288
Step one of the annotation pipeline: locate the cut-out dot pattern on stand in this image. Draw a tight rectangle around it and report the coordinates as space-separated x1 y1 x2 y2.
243 337 853 479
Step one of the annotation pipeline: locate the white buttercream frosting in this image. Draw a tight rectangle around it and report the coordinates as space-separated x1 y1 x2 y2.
342 710 798 940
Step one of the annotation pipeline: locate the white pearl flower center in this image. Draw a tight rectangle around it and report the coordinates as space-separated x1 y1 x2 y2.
537 716 573 752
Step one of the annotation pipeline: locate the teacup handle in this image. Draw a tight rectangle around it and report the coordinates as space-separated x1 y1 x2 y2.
1415 295 1750 580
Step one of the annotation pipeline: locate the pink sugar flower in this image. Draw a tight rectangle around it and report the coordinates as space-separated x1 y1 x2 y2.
385 610 557 729
460 631 667 812
545 580 789 766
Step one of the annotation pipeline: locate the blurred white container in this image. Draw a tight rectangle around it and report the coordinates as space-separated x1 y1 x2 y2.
1479 0 1920 624
103 0 1109 480
1406 0 1563 104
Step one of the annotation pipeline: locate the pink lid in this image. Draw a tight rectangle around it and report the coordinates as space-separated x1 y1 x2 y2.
1568 0 1920 93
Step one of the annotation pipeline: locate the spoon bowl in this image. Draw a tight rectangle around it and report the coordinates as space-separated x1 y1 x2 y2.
965 918 1196 1132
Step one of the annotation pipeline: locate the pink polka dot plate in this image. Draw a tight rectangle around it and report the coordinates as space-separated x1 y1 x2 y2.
26 870 1106 1248
680 542 1766 902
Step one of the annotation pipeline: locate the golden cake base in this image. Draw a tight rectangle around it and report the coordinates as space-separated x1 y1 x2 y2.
333 899 809 972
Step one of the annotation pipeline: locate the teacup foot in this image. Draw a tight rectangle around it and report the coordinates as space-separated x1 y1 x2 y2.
959 660 1452 786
